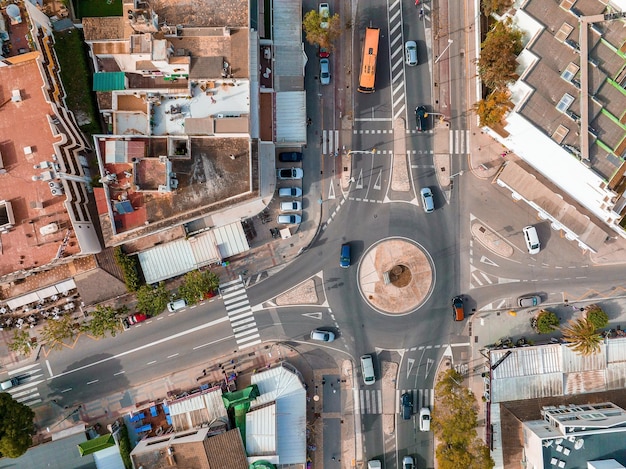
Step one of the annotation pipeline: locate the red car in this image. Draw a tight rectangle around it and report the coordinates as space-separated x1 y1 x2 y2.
122 313 148 330
319 46 330 58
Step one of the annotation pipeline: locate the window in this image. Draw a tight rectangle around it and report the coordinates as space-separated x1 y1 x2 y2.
556 94 575 113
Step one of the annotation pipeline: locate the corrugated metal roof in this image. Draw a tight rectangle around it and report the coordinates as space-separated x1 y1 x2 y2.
564 369 606 395
214 222 249 258
168 389 228 431
245 403 276 455
607 337 626 363
606 362 626 389
272 0 304 78
491 373 564 403
138 239 196 284
250 365 306 464
93 72 126 91
188 232 221 267
491 345 562 379
562 343 606 372
275 92 306 144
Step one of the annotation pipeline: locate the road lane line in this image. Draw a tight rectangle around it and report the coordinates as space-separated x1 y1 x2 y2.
114 371 125 376
46 315 230 381
167 354 179 359
46 360 53 377
146 361 157 365
86 379 99 385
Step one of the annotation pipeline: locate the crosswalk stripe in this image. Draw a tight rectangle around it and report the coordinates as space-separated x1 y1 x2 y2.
219 280 260 349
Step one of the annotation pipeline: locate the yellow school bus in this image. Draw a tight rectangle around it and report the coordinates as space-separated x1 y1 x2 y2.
358 27 380 93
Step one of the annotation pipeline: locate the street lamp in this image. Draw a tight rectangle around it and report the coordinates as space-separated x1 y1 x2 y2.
450 170 464 179
435 39 454 64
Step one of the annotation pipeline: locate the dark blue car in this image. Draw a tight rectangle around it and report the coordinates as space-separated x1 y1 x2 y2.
340 243 351 268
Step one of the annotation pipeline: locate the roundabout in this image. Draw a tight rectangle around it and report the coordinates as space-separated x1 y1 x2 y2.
357 237 435 315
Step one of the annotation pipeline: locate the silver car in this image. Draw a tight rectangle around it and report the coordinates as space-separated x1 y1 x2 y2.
320 58 331 85
310 329 335 342
405 41 417 66
278 187 302 197
280 201 302 212
277 214 301 224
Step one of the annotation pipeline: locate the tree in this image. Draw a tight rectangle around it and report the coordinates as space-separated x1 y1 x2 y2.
474 88 511 127
41 315 79 350
535 310 559 334
81 305 127 338
433 369 494 469
113 246 141 292
302 10 342 50
478 18 523 90
482 0 513 17
584 304 608 330
136 282 169 316
8 330 33 357
0 393 35 458
178 270 220 305
561 318 603 356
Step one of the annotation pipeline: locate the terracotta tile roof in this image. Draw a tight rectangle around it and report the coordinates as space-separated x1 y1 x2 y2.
204 429 248 469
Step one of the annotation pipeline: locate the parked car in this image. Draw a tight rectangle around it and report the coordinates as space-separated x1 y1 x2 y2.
419 407 431 431
405 40 418 66
420 187 434 213
277 214 302 224
167 299 187 312
415 105 428 131
402 456 415 469
279 151 302 162
277 168 304 180
518 295 541 307
310 329 335 342
280 201 302 212
123 313 149 330
319 2 330 28
278 187 302 197
319 46 330 58
401 392 413 420
320 58 331 85
452 296 464 321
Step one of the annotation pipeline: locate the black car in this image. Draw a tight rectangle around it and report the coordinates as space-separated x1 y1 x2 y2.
415 106 428 131
279 152 303 162
401 392 413 420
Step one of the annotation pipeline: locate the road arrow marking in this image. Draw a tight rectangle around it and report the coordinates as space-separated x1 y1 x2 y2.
424 358 434 378
480 256 499 267
328 182 336 199
302 312 323 320
374 170 382 190
407 358 415 379
356 169 364 189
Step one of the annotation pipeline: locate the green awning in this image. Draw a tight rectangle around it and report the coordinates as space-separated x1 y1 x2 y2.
93 72 126 91
77 433 116 456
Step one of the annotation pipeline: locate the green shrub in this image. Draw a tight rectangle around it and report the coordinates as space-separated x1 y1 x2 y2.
536 310 559 334
117 424 132 469
113 247 141 292
585 306 608 330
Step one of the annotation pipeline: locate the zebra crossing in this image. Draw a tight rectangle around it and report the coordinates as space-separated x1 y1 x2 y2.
353 129 393 135
356 388 433 414
219 278 261 350
322 129 340 156
387 0 407 119
450 129 470 155
5 363 46 407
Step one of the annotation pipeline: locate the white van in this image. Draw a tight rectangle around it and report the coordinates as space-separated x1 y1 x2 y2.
360 354 375 386
0 378 18 391
167 299 187 312
523 225 540 255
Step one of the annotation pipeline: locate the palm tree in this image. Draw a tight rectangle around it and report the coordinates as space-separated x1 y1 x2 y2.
560 318 603 356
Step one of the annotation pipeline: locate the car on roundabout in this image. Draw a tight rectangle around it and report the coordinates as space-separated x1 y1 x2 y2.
310 329 335 342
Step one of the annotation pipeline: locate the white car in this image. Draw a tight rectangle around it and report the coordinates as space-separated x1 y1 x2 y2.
277 214 302 224
419 407 431 431
402 456 415 469
405 41 417 66
278 187 302 197
319 3 330 29
280 201 302 212
320 58 331 85
277 168 304 180
310 329 335 342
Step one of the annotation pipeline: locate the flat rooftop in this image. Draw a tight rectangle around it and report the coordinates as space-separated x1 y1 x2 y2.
112 79 250 136
0 58 80 277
